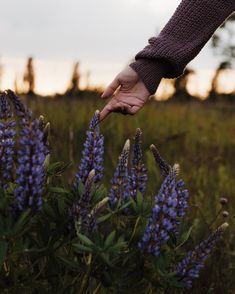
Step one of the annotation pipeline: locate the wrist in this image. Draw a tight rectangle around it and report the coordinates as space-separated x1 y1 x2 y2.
129 59 171 95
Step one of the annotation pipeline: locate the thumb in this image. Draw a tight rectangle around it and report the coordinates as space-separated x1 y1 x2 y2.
101 78 120 99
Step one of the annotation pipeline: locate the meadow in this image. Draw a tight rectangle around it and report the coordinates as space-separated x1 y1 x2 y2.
25 96 235 293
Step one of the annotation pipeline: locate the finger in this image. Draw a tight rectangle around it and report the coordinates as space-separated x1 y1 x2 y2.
111 102 132 115
126 105 140 115
101 78 120 99
99 104 113 122
100 101 130 121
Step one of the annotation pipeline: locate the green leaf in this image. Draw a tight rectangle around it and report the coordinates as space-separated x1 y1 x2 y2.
104 231 116 249
100 253 112 267
15 246 49 255
47 162 70 176
77 233 95 247
48 187 70 194
165 271 177 278
57 198 67 215
176 226 194 250
110 241 127 252
136 191 143 209
0 198 8 211
119 201 132 211
0 241 7 266
57 256 83 270
97 212 113 224
0 216 4 235
73 243 93 253
12 209 31 235
43 203 57 220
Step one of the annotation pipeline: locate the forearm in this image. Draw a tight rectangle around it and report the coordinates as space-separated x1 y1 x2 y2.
130 0 235 95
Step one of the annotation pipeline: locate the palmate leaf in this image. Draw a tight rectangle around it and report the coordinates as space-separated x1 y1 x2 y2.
46 162 71 176
109 240 127 252
12 209 31 235
91 184 108 203
130 198 151 218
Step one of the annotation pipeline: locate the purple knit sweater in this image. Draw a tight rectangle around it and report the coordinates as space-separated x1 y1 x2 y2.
130 0 235 95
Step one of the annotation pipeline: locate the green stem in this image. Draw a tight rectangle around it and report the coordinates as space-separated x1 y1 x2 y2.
93 282 101 294
80 253 92 293
129 216 141 245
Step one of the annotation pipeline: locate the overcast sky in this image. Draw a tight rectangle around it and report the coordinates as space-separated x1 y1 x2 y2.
0 0 229 95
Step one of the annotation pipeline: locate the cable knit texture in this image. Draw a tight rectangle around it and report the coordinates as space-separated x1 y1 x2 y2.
130 0 235 95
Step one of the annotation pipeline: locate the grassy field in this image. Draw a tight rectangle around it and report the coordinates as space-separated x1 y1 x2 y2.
27 96 235 293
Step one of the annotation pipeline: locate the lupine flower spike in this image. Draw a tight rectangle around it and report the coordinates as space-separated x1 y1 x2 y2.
0 93 16 187
139 164 189 256
14 119 48 211
130 128 148 199
69 170 96 235
176 223 229 288
75 110 104 186
109 139 131 209
6 90 31 119
150 144 171 177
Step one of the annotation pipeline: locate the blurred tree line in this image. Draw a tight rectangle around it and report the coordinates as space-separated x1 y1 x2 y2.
169 12 235 102
0 12 234 101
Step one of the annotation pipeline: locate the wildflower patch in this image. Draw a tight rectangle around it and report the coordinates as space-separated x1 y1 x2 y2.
0 90 229 292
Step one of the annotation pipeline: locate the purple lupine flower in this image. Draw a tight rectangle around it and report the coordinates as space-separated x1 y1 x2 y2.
108 139 131 210
150 144 171 177
0 93 16 188
0 121 16 188
0 92 12 119
139 164 189 256
176 223 229 288
75 110 104 186
14 119 47 211
129 128 147 199
69 170 96 234
6 90 31 118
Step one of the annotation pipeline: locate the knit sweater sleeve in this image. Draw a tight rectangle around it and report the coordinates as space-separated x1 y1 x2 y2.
129 0 235 95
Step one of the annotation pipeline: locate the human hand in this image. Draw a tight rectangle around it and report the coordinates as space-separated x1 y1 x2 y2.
99 66 151 122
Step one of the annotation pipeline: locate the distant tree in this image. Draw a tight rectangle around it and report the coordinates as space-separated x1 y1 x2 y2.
66 62 80 95
210 14 235 99
23 57 35 95
14 74 20 95
209 61 232 101
172 68 195 101
212 13 235 62
85 70 91 90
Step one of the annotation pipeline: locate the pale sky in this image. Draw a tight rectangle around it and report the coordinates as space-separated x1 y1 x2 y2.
0 0 233 96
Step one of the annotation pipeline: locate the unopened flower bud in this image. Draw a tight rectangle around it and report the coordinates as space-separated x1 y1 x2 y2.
43 122 50 145
39 115 45 130
219 222 229 232
220 197 228 205
222 211 229 218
